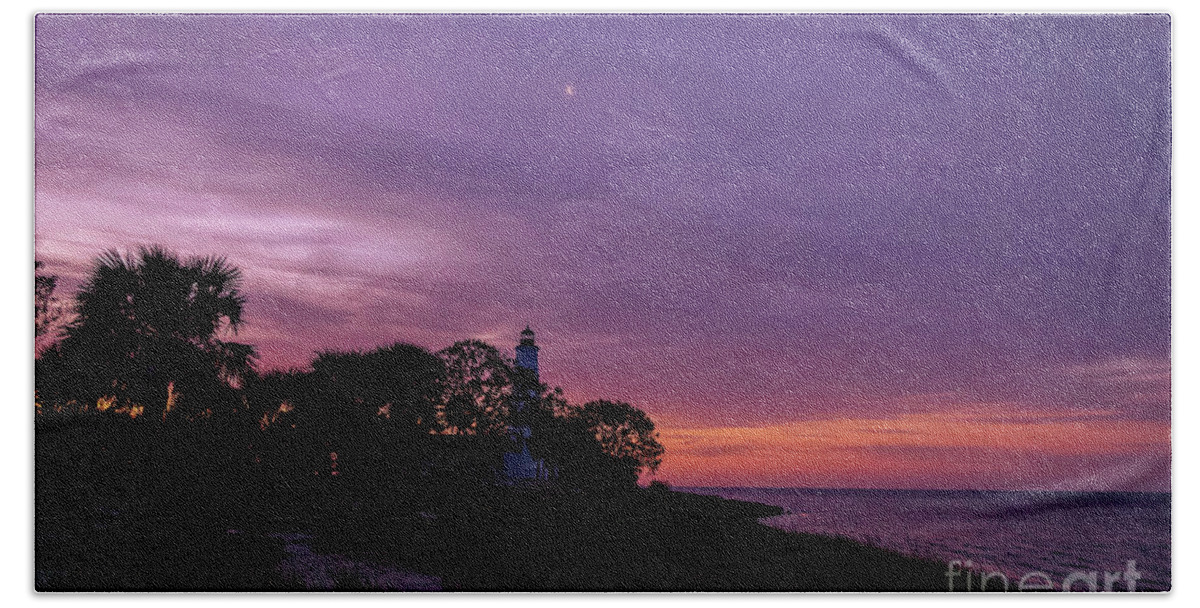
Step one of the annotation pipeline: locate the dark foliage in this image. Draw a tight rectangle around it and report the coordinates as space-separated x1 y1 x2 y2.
35 261 66 345
436 340 516 436
36 246 256 421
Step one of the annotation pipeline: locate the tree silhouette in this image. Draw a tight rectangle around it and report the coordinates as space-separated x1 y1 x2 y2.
436 340 516 435
35 261 67 349
524 395 665 489
310 343 444 432
41 246 256 420
578 400 665 484
307 344 446 484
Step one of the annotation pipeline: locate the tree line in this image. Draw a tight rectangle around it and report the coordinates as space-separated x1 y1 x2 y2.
35 246 665 495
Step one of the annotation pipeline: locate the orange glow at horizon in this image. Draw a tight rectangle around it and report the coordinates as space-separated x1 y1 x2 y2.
653 409 1170 491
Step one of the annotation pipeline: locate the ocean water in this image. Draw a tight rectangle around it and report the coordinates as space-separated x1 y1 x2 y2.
684 487 1170 591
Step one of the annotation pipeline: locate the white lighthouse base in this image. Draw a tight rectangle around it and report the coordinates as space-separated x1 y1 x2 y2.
502 445 542 482
502 428 546 482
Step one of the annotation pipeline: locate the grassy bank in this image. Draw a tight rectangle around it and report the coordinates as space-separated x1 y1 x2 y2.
306 486 956 591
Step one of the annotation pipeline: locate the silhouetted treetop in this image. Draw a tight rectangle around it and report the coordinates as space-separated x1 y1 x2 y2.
35 261 69 352
41 245 256 420
310 342 445 432
74 246 246 344
579 400 665 475
437 340 516 436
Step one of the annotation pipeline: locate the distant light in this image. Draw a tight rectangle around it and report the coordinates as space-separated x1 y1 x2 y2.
564 84 575 96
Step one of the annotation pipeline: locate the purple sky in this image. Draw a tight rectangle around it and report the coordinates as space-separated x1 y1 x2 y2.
34 14 1171 489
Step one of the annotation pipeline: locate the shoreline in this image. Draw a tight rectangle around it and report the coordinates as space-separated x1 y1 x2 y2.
299 486 962 592
38 475 1165 592
682 487 1169 593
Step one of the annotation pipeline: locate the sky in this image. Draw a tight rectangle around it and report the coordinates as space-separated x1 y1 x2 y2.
33 13 1171 491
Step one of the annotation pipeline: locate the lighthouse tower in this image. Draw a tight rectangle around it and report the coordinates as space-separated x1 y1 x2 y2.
515 326 539 374
503 326 545 482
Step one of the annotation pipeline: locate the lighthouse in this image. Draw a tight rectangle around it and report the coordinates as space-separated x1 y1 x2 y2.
515 326 539 374
503 326 546 482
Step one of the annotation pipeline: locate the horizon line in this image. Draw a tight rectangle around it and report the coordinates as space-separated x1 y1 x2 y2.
672 485 1171 494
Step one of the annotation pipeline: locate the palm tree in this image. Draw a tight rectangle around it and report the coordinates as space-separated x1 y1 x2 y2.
35 261 69 354
49 245 257 420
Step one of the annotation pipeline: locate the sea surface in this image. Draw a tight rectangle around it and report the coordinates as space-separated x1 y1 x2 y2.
683 487 1170 591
